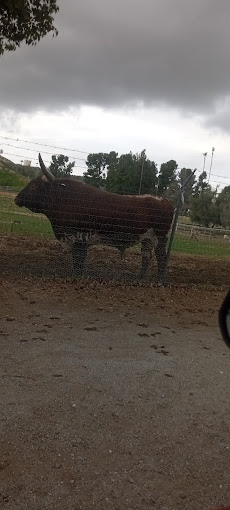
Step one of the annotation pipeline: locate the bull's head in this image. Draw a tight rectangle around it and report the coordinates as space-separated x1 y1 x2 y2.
14 154 55 214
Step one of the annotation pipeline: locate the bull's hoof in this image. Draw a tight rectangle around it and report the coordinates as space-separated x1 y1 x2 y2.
156 274 166 286
72 272 84 279
72 268 84 278
155 280 163 287
72 263 85 278
139 271 147 280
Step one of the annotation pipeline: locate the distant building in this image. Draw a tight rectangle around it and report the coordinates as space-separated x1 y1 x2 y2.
23 160 31 167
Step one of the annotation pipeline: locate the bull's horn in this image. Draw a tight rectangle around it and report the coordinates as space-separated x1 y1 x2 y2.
38 153 55 182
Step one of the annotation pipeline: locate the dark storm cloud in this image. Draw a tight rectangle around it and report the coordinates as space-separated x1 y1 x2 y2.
1 0 230 126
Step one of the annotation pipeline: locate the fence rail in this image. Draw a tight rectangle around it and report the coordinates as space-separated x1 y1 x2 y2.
176 223 230 238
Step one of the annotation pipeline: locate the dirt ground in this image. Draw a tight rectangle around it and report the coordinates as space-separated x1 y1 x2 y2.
1 234 230 287
1 235 230 510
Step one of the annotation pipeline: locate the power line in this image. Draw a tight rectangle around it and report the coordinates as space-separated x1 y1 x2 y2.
211 172 230 180
0 142 86 162
0 134 89 155
208 178 230 186
1 134 229 182
1 151 86 170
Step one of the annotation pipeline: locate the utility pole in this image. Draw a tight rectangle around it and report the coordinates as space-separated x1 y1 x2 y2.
208 147 215 183
139 149 146 195
202 152 208 173
156 173 160 197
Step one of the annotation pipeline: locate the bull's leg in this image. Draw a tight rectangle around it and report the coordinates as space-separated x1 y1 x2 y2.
140 238 153 278
119 247 126 260
72 240 88 277
154 235 167 282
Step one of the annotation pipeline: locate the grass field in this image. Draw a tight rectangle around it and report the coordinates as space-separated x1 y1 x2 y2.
1 191 230 258
177 215 192 224
172 234 230 258
0 168 28 188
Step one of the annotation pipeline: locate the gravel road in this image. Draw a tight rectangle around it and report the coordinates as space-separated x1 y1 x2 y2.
1 278 230 510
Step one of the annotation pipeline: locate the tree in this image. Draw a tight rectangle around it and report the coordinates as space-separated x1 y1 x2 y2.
192 171 209 197
190 189 219 227
49 154 75 178
106 151 157 195
157 160 178 196
216 186 230 228
84 152 118 188
0 0 59 55
164 180 180 207
178 168 196 203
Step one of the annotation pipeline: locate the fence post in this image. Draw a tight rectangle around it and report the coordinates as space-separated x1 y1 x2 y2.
161 169 196 285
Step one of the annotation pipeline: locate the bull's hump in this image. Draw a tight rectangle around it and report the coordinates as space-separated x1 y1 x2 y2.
55 180 173 212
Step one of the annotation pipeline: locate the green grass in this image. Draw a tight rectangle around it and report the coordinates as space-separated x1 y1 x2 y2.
178 215 192 224
172 233 230 258
1 191 230 258
0 168 28 188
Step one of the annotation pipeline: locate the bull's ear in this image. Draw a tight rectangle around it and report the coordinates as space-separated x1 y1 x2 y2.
39 153 55 182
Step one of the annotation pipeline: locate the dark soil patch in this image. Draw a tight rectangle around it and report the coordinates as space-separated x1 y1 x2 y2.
0 234 229 287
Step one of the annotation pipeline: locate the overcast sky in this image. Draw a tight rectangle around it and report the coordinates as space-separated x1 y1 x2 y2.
1 0 230 187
